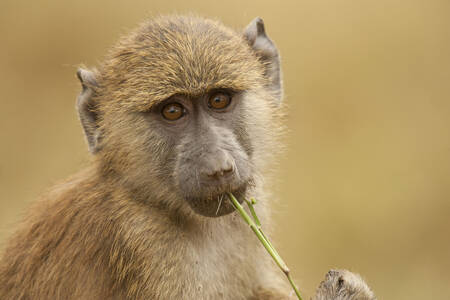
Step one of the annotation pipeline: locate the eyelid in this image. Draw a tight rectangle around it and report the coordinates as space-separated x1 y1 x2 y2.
209 88 237 96
155 97 185 112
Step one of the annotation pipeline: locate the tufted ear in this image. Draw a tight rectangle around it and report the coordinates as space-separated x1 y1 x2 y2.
76 68 101 153
244 17 282 103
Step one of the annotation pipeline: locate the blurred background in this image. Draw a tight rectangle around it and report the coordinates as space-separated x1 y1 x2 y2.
1 0 449 298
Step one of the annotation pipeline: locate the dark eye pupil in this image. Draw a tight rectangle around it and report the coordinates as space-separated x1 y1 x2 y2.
167 105 179 114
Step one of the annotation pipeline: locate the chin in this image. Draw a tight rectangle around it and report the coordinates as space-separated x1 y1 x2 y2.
185 184 247 217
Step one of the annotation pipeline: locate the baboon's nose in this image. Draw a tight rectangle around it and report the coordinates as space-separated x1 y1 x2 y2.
202 152 235 180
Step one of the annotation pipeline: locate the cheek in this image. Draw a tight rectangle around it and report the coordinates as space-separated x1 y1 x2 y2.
232 118 253 158
102 115 176 183
231 97 262 159
125 134 178 194
132 130 177 181
237 93 277 157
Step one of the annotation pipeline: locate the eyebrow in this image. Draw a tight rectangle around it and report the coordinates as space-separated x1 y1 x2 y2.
144 85 243 109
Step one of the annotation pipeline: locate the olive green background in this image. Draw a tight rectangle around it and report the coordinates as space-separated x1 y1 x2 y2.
1 1 449 299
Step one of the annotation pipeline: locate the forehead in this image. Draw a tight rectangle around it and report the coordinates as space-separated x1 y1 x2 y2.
100 16 264 111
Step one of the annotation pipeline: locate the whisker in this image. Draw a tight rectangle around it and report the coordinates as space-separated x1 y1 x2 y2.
233 161 241 180
215 195 223 215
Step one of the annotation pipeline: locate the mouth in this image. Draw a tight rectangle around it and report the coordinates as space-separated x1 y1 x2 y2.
184 184 247 217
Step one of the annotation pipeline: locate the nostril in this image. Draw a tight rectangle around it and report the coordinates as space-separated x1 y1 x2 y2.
207 165 234 178
207 171 218 178
223 166 233 174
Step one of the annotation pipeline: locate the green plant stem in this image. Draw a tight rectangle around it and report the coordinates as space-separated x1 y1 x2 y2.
227 193 303 300
245 198 261 227
245 198 278 258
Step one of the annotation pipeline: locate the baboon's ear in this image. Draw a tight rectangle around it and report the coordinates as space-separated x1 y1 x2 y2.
76 68 101 153
244 17 282 103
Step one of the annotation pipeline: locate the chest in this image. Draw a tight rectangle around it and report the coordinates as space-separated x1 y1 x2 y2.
140 220 264 299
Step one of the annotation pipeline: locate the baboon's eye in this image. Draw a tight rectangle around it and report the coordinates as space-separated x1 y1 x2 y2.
162 103 184 121
208 92 231 110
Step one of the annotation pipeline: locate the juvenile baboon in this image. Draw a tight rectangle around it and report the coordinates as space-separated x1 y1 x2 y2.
0 15 375 299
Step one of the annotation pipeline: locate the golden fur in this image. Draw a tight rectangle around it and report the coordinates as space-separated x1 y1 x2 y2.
0 15 288 299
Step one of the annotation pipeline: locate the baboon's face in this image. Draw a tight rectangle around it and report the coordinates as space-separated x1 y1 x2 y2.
85 16 281 217
147 90 254 217
102 88 267 217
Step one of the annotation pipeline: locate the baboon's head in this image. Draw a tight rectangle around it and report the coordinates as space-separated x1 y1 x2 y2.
76 15 283 217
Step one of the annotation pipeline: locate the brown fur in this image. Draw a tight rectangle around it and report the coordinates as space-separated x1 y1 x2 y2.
0 15 375 300
0 169 288 299
0 15 289 299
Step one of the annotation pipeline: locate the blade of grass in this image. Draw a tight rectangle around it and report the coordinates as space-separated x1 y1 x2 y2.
245 198 261 227
229 194 287 271
245 198 278 258
227 193 303 300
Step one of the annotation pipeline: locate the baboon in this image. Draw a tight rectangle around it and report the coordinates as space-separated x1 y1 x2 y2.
0 15 375 299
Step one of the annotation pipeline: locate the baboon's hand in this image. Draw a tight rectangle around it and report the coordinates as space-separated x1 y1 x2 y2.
313 269 376 300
